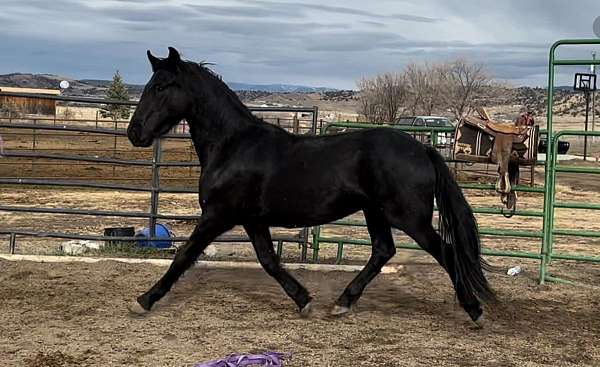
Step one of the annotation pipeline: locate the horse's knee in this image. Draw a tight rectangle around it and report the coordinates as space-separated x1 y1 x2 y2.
374 243 396 262
258 257 280 276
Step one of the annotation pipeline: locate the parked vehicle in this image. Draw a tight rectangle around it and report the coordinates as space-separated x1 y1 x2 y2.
395 116 454 147
537 138 570 155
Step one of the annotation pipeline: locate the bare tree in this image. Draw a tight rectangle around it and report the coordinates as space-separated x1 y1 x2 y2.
439 59 490 120
421 64 450 115
357 72 408 123
357 59 490 121
357 77 383 123
404 63 428 115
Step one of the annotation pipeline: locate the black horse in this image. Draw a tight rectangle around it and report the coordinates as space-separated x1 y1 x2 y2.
127 47 495 324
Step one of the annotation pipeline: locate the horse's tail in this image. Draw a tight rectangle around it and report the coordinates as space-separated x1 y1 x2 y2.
425 146 496 303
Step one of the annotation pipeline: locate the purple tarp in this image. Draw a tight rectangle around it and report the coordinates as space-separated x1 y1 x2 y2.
195 352 289 367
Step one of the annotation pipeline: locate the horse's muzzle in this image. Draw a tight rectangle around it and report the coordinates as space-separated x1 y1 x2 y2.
127 123 153 147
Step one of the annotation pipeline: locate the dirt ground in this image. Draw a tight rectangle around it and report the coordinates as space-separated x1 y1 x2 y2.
1 256 599 367
2 117 600 366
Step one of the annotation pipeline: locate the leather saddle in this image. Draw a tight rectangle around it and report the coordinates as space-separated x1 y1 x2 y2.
455 107 537 217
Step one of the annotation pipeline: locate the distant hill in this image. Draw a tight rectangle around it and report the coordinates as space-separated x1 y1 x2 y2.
0 73 93 92
1 73 596 117
0 73 337 97
227 82 336 93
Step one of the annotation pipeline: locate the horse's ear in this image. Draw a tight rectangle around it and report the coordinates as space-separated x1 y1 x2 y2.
147 50 159 72
167 47 181 63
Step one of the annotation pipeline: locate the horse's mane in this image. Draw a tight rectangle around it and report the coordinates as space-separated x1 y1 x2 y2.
181 60 261 123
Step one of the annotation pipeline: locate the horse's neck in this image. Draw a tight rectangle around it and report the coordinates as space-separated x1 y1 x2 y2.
185 89 259 167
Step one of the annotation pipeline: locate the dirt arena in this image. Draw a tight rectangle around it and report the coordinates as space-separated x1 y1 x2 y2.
1 255 599 367
2 118 600 366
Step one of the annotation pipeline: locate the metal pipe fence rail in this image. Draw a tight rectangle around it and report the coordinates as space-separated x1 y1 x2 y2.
538 38 600 284
0 108 318 180
311 121 547 265
3 41 600 285
0 94 319 259
309 39 600 285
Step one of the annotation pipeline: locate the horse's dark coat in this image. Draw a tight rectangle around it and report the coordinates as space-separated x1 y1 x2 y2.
127 47 494 322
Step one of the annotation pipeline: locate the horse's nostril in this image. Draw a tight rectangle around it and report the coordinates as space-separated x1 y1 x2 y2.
127 124 139 142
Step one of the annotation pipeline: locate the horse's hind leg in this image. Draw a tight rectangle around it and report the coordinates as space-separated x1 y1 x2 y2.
332 208 396 316
130 216 232 314
244 224 312 315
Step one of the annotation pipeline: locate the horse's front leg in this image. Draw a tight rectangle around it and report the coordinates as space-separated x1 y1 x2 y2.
130 215 232 313
244 224 313 316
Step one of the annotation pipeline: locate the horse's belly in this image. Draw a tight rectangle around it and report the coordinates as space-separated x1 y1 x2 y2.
260 190 363 227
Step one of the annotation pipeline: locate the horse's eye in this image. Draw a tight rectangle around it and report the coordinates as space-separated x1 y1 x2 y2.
157 85 165 92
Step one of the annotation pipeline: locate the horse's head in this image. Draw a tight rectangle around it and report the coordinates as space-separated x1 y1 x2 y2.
128 47 193 147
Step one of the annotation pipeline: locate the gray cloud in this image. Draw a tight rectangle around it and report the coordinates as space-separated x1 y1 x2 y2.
247 1 440 22
187 4 298 18
0 0 597 89
291 2 439 22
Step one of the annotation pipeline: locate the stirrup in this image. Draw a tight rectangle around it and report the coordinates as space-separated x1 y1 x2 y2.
501 191 517 218
495 173 511 195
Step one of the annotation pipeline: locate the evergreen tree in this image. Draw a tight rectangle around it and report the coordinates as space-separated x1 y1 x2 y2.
100 70 131 120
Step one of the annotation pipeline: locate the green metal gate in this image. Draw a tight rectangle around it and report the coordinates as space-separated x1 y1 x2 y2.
540 39 600 283
309 39 600 285
311 123 546 267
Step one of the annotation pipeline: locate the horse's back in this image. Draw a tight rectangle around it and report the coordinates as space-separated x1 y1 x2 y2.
257 128 436 226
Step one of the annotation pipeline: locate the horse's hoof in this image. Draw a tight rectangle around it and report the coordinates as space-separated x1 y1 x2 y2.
471 314 488 329
127 301 149 316
299 302 313 318
330 305 351 317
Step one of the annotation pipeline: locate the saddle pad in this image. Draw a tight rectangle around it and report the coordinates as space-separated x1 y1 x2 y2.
453 119 539 165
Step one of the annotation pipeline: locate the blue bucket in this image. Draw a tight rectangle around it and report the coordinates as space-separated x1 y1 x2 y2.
135 223 174 249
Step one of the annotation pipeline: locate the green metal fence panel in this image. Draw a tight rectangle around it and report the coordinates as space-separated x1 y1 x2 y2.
310 39 600 287
546 131 600 278
541 39 600 284
313 121 546 265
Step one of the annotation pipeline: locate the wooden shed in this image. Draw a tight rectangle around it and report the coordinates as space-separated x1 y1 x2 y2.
0 87 60 116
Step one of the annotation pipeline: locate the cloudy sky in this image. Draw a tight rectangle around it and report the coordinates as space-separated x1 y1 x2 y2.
1 0 599 89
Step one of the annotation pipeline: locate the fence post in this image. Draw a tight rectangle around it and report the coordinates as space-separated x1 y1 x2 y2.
540 42 558 284
113 120 118 177
189 140 194 177
150 139 162 240
312 226 320 263
31 119 37 175
311 106 319 135
300 227 309 262
293 113 299 134
9 233 16 254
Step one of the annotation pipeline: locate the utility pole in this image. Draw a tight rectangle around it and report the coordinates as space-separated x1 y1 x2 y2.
592 51 596 143
574 72 596 161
